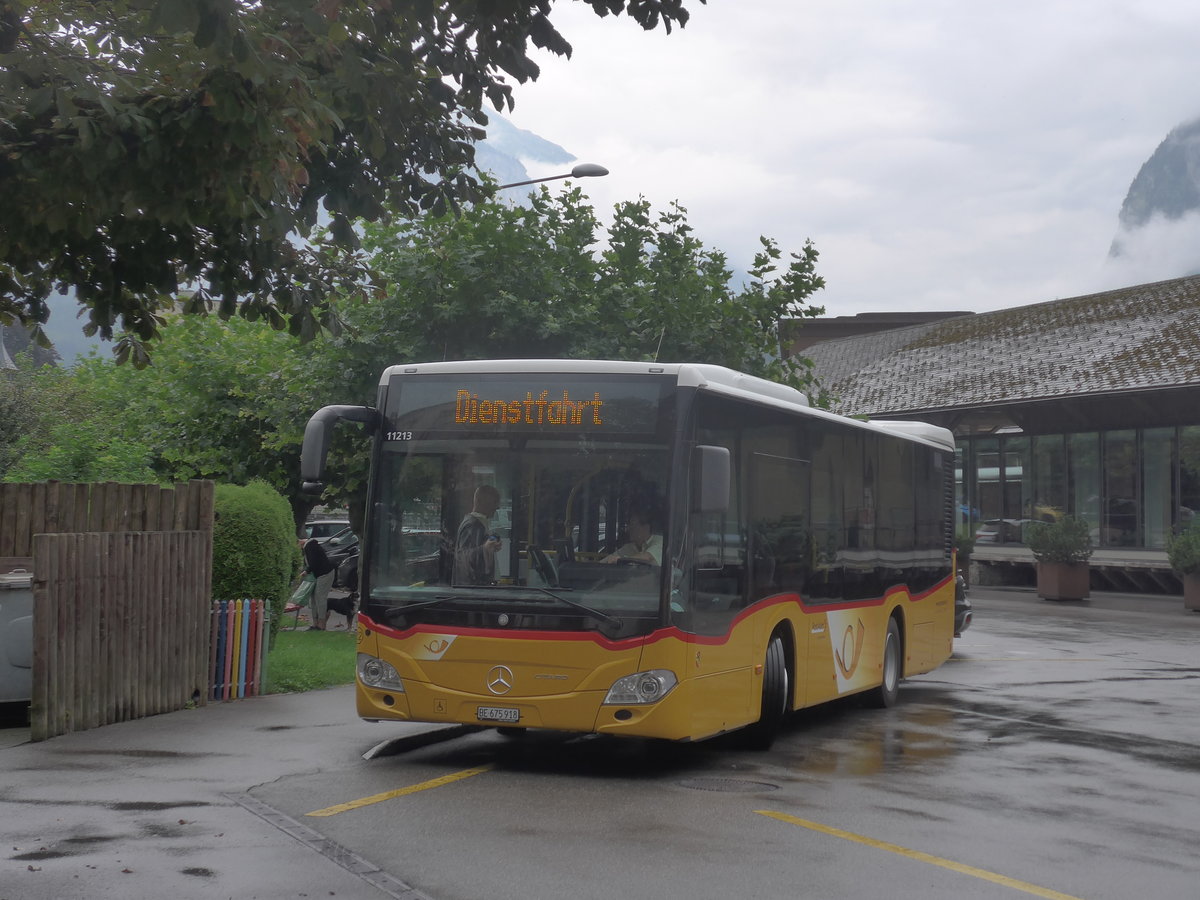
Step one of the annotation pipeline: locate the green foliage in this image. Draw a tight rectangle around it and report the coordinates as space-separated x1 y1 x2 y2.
24 314 332 525
211 480 299 640
8 186 822 528
955 532 975 558
1 353 68 477
0 0 698 361
1167 521 1200 576
317 186 825 512
1025 515 1093 565
353 187 825 389
1 351 156 481
266 628 356 694
4 418 158 483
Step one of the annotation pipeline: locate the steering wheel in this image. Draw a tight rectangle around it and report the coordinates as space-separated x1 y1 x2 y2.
528 545 558 586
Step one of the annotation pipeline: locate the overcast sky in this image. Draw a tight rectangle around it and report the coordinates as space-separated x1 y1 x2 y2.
502 0 1200 318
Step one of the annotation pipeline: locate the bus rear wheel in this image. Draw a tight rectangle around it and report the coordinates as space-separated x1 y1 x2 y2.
867 617 902 708
744 632 789 750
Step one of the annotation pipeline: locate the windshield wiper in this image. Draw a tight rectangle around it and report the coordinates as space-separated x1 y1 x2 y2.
380 587 623 630
380 595 462 620
527 587 623 628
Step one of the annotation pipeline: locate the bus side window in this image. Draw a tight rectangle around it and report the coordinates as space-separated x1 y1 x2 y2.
691 511 744 614
749 452 810 600
807 422 843 602
691 395 747 624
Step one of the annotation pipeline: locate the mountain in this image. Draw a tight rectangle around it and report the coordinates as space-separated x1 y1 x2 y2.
1110 116 1200 263
477 114 575 186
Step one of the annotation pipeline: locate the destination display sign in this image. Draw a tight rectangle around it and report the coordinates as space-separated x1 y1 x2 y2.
454 388 606 427
383 374 672 440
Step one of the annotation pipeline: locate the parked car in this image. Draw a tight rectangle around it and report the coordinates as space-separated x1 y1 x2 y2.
955 574 972 637
305 518 350 543
974 518 1028 544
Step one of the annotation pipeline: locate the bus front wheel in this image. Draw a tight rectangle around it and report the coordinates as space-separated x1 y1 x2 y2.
867 617 902 708
744 632 789 750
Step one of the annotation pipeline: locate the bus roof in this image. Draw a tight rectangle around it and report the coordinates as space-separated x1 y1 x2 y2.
379 359 954 451
379 360 807 401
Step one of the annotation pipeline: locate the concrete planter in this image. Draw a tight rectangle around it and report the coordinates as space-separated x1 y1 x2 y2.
1184 573 1200 611
1036 562 1090 601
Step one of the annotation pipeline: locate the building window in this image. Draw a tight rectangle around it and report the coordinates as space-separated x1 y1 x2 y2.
973 438 1001 544
1032 435 1066 523
1003 436 1032 541
1069 433 1101 545
958 426 1200 553
1142 428 1174 549
1103 430 1137 547
1180 427 1200 533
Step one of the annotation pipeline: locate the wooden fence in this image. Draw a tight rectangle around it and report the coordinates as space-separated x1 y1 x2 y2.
0 481 214 741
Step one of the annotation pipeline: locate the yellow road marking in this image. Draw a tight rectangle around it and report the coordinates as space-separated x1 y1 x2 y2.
946 657 1103 662
306 765 494 817
756 810 1083 900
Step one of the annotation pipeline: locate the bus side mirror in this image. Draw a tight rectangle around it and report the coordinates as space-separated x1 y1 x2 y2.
301 405 380 494
694 445 731 513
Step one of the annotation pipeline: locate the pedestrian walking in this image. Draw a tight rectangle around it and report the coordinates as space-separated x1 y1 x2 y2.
301 537 336 630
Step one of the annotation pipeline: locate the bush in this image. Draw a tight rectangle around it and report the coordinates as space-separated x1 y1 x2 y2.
1024 515 1093 565
955 533 975 558
212 481 300 642
1167 521 1200 576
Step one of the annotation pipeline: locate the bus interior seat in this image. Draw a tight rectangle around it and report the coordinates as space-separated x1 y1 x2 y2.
554 538 574 563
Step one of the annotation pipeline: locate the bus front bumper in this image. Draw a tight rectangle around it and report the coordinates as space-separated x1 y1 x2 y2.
356 677 700 741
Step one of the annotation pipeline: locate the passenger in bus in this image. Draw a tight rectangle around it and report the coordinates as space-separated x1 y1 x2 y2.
454 485 503 584
602 506 663 565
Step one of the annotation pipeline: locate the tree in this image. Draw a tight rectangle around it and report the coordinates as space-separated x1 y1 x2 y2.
592 197 827 393
0 350 94 478
0 0 700 362
3 313 335 528
5 186 820 531
313 185 826 513
3 417 158 483
349 186 825 390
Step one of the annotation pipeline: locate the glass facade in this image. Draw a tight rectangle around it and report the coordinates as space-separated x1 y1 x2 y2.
958 425 1200 550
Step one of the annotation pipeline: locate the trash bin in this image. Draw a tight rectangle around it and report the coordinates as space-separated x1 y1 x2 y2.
0 568 33 703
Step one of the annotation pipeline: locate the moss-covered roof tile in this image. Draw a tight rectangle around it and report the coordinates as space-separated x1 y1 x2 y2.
804 274 1200 416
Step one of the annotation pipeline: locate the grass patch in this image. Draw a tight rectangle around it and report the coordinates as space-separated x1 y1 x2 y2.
266 629 357 693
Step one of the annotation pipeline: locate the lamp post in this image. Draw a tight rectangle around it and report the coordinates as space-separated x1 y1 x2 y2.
497 163 609 190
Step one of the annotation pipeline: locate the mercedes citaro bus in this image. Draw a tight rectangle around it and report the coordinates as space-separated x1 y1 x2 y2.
301 360 957 748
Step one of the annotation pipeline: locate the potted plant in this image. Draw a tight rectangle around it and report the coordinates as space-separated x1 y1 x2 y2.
1025 516 1093 600
1167 522 1200 611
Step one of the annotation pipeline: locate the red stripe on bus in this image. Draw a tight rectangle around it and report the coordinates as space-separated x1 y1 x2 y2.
359 572 952 650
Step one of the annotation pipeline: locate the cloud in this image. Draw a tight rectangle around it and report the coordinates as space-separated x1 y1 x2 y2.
1100 213 1200 290
503 0 1200 315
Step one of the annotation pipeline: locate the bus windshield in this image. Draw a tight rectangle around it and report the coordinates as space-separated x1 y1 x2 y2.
365 373 675 636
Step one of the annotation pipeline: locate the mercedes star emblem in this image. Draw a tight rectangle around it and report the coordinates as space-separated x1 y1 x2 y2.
486 665 514 695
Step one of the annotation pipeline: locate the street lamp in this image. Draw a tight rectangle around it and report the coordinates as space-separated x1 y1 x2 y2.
497 163 609 190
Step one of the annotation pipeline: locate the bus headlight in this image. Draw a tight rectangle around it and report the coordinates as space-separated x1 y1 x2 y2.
357 653 405 691
603 670 677 705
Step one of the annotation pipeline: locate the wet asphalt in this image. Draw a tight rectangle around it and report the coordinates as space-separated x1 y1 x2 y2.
0 586 1194 899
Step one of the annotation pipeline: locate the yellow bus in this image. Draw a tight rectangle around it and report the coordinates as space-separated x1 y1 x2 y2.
302 360 956 748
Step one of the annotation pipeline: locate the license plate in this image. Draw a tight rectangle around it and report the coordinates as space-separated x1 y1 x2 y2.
477 706 520 724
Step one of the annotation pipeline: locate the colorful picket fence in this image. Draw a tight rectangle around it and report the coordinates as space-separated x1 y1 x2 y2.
210 599 270 700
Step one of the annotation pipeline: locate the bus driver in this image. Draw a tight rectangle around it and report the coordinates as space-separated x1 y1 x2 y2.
602 506 662 565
